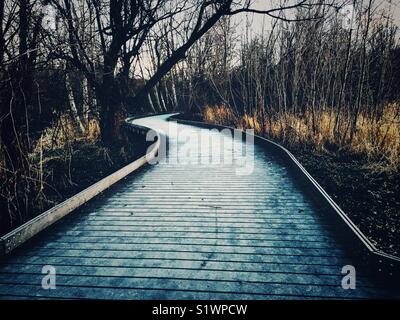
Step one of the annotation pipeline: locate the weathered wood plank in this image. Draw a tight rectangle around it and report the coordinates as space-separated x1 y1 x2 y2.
0 124 160 255
0 114 397 299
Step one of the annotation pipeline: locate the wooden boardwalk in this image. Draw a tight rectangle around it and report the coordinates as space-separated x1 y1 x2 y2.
0 114 397 299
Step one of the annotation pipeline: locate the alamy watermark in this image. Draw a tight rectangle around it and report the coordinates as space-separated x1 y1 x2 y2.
145 123 255 176
341 265 356 289
339 3 355 30
39 265 356 291
41 265 56 290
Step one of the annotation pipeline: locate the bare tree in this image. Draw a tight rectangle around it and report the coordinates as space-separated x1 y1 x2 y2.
46 0 320 145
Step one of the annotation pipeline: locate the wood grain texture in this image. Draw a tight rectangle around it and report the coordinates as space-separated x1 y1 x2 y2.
0 114 397 299
0 124 160 255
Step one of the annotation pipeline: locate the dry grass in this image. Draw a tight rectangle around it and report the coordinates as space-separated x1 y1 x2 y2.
33 115 101 154
203 104 400 171
1 114 101 217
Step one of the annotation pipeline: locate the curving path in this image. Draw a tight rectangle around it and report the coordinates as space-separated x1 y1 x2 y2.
0 114 397 299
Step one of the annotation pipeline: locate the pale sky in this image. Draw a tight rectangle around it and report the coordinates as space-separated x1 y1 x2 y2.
233 0 400 37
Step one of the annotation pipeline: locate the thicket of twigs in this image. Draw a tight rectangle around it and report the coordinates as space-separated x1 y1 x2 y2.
153 2 400 171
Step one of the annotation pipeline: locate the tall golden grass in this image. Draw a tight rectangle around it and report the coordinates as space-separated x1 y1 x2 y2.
34 115 101 153
0 115 101 171
203 104 400 171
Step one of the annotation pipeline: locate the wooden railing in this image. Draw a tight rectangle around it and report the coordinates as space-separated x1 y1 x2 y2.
0 118 161 255
169 114 400 281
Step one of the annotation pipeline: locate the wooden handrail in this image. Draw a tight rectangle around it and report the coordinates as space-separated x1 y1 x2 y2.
0 119 161 256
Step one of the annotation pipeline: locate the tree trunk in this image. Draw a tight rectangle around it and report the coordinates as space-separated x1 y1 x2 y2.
97 73 121 146
65 68 86 133
82 76 90 125
0 0 35 229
